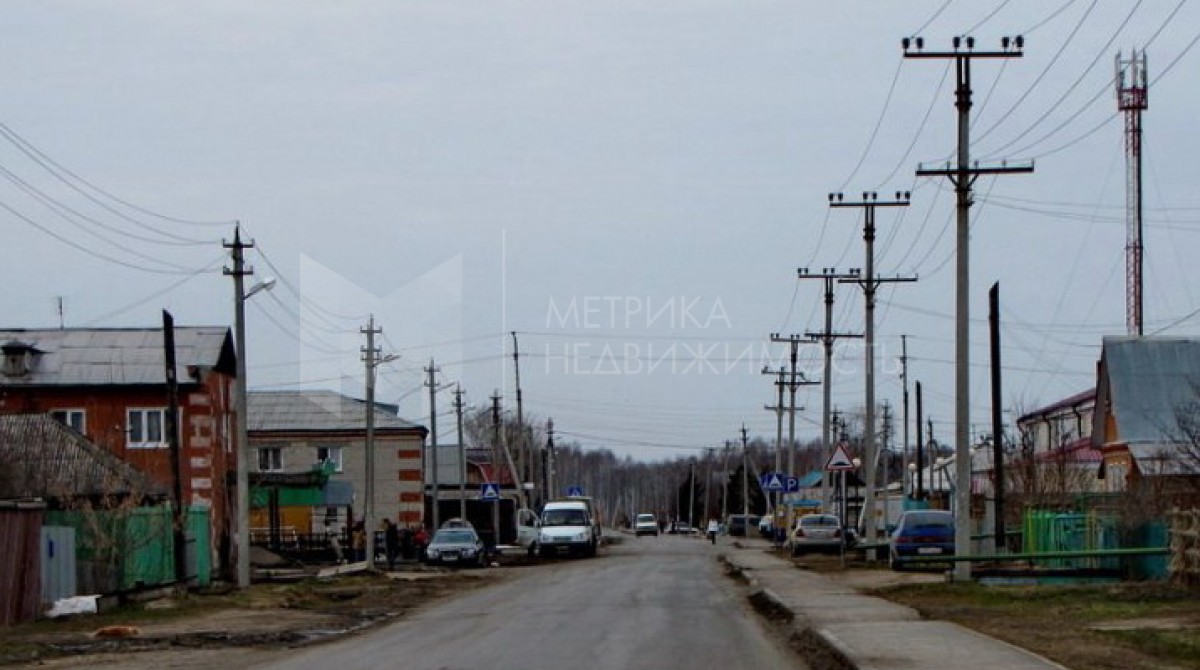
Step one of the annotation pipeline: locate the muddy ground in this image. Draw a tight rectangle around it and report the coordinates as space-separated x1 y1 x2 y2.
1 568 510 669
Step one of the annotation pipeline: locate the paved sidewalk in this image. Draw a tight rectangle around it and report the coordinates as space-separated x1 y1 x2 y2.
721 539 1068 670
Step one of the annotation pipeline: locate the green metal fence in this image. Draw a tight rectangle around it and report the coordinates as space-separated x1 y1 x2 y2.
1021 508 1119 570
45 504 211 592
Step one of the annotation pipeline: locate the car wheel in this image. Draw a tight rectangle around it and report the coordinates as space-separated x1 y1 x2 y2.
889 550 904 572
527 542 538 558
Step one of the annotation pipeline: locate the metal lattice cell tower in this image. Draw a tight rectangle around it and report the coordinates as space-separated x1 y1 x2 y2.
1116 50 1148 336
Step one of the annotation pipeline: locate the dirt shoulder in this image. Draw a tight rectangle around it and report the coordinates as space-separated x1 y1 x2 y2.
1 568 508 669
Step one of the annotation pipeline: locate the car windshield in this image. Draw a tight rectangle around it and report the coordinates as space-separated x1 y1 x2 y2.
637 515 655 523
902 512 953 529
543 509 587 526
433 530 475 544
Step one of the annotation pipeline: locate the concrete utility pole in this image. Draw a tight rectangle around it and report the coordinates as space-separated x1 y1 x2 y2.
490 392 503 547
361 315 382 569
453 385 467 519
800 269 862 508
830 191 916 548
768 334 818 478
763 365 786 514
511 332 531 499
906 34 1032 581
900 335 910 495
740 425 750 523
223 226 254 589
545 418 556 500
425 360 441 530
703 447 714 526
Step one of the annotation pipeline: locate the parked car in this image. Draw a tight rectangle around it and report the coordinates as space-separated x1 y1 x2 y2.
634 513 659 537
789 513 849 556
758 515 774 538
668 520 696 534
889 510 955 571
424 528 487 567
440 517 473 529
726 514 761 537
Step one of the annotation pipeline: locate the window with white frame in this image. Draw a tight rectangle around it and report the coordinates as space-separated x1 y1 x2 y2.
258 447 283 472
316 445 343 472
127 408 168 448
51 409 86 434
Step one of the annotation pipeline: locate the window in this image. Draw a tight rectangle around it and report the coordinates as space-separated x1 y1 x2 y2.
316 446 343 472
258 447 283 472
127 408 167 448
51 409 86 434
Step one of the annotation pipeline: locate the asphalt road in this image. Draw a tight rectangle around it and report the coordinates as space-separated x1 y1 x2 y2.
253 534 805 670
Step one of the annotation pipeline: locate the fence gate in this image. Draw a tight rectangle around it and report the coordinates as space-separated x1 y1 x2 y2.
40 526 77 605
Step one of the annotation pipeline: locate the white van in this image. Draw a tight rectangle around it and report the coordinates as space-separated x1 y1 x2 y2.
539 500 596 557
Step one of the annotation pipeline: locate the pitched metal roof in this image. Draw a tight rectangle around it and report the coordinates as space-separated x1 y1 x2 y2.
0 414 166 500
1102 336 1200 445
247 389 424 433
1017 388 1096 425
0 327 235 386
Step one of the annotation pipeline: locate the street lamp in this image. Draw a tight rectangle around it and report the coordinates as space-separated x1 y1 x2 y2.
227 221 274 589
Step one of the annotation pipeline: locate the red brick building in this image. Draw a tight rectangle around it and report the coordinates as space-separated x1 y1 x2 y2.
0 327 237 572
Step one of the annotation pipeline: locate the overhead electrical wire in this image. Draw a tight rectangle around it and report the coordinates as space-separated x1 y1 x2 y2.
962 0 1013 36
0 122 233 228
0 197 216 275
1022 0 1080 36
0 125 214 244
836 59 905 192
912 0 955 35
972 0 1102 147
79 252 225 326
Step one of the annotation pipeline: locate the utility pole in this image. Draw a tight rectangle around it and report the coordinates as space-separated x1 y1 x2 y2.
721 440 731 524
830 191 916 548
545 418 556 500
425 360 442 530
740 425 750 523
703 448 714 527
763 365 786 515
881 400 893 531
1116 50 1148 336
453 385 467 519
224 226 254 589
361 315 382 569
490 392 503 547
511 332 530 499
989 283 1006 551
906 34 1032 581
162 310 187 585
768 334 818 478
915 381 924 500
900 335 910 496
687 461 696 529
799 269 861 508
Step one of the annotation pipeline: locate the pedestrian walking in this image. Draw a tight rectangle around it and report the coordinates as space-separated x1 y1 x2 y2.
383 518 400 570
706 518 719 545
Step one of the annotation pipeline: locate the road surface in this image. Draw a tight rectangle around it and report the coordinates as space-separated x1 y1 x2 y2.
254 534 804 670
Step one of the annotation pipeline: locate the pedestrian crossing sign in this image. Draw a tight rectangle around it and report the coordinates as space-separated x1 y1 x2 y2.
480 482 501 500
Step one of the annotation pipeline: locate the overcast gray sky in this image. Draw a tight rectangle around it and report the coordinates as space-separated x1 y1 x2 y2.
2 1 1198 463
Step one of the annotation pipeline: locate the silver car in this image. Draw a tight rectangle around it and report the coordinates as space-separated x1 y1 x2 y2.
424 528 487 567
789 514 849 556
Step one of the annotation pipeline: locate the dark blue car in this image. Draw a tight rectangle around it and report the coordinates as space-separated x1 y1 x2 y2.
889 510 955 571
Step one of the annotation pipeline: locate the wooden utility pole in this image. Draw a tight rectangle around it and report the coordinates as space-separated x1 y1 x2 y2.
162 310 187 584
906 34 1032 581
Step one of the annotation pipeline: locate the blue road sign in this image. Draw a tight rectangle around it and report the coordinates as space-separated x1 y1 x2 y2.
760 473 801 493
480 482 501 500
566 485 584 497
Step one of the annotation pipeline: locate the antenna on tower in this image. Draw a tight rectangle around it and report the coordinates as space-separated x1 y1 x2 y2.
1116 49 1148 336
